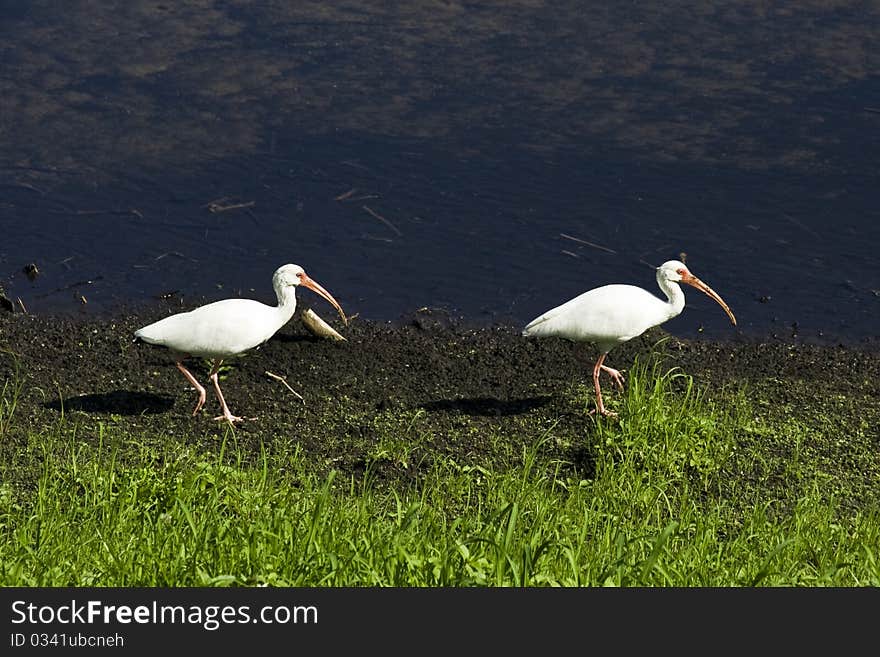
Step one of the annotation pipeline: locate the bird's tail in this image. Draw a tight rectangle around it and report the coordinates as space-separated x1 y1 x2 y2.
522 314 553 338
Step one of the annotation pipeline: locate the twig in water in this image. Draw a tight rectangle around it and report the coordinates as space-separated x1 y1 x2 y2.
204 197 256 213
154 251 186 261
335 188 357 201
6 181 45 195
559 233 617 254
265 371 306 405
341 160 371 171
782 213 820 240
335 188 379 202
362 205 402 236
16 298 27 314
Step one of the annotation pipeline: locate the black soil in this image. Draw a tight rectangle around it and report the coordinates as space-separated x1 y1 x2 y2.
1 304 879 497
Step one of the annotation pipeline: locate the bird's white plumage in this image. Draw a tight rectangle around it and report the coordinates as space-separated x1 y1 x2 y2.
522 260 736 417
135 263 309 358
135 297 292 358
522 283 682 353
134 263 346 424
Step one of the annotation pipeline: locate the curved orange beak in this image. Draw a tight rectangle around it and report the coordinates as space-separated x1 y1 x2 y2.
300 273 348 325
681 272 737 326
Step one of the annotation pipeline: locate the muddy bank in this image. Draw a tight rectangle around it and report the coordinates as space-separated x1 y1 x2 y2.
0 305 878 491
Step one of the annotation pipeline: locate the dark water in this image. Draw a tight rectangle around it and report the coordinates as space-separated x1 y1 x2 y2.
2 1 878 344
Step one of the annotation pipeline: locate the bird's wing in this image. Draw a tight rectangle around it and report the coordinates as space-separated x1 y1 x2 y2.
523 284 669 344
135 299 281 357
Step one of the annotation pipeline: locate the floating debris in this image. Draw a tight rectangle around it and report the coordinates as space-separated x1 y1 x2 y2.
559 233 617 254
204 197 256 213
362 205 402 236
302 308 347 341
23 263 39 281
335 187 379 202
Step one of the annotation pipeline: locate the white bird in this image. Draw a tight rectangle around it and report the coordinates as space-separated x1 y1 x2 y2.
522 260 736 417
135 264 347 425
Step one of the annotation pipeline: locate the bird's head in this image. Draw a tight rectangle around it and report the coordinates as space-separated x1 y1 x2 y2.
274 264 307 288
656 260 691 283
273 264 348 325
656 260 737 326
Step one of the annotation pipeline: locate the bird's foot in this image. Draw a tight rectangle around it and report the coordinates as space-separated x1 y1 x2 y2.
588 406 619 418
601 365 626 391
213 413 253 424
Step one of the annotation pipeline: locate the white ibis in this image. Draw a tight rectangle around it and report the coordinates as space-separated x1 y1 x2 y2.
522 260 736 417
134 264 347 425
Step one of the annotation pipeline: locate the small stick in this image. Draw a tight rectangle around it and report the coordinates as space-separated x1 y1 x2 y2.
16 297 27 314
154 251 186 261
561 250 580 258
559 233 617 254
362 205 402 236
10 182 45 195
334 188 357 201
265 371 305 404
341 160 371 171
335 188 379 202
206 198 256 213
782 213 820 240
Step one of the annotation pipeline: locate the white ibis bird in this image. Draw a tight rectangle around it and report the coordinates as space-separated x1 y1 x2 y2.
522 260 736 417
134 264 347 425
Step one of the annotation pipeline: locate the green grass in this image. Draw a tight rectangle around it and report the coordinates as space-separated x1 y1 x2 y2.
1 356 878 586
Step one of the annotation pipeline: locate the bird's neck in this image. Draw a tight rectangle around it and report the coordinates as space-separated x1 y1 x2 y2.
658 278 686 320
275 286 299 322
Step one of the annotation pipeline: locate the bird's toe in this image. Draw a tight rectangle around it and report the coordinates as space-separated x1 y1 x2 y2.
213 414 255 424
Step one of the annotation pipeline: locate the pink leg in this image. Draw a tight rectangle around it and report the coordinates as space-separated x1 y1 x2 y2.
591 353 618 418
208 360 247 425
176 361 207 416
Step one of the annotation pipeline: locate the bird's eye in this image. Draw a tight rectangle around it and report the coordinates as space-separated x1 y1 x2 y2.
676 268 687 276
